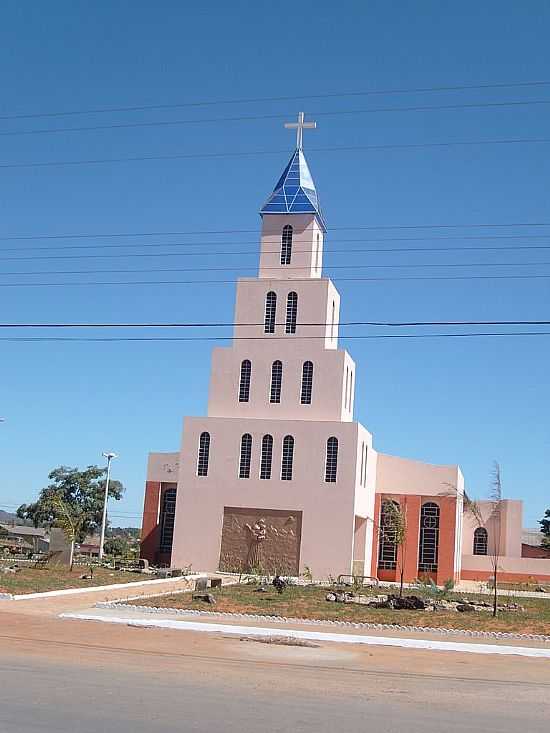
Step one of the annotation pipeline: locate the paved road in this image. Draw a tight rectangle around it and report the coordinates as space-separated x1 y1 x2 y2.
1 608 549 732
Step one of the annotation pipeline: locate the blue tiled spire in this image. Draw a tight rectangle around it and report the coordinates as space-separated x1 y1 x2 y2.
260 148 326 231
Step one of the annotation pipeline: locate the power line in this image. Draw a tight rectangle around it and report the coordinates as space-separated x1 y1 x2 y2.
0 274 549 288
3 98 550 138
1 245 549 263
2 261 550 277
1 79 549 121
2 137 550 171
0 234 550 259
1 320 548 329
1 332 549 343
3 225 550 243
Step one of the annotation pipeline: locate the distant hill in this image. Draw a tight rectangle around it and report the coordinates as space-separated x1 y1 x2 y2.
0 509 20 524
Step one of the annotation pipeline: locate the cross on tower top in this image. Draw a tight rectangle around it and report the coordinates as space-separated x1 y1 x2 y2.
284 112 316 150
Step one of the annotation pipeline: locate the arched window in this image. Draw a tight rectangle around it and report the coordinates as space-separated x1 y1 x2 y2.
285 291 298 334
260 434 273 479
159 488 177 553
362 444 368 486
300 361 313 404
378 500 399 570
264 291 276 334
270 360 282 403
315 233 320 271
239 433 252 479
197 432 210 476
281 225 293 265
473 527 488 555
345 367 349 409
325 437 338 482
418 502 440 572
238 359 251 402
281 435 294 480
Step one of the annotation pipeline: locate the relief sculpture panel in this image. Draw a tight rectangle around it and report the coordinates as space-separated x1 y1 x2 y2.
219 507 303 576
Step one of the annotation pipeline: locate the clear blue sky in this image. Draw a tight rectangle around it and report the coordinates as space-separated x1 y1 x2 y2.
0 1 548 528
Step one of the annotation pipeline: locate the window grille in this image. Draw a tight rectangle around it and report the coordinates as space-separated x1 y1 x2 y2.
260 434 273 479
159 488 177 552
239 433 252 479
473 527 488 555
264 291 276 333
418 502 440 572
281 435 294 480
281 225 293 265
378 500 399 570
300 361 313 404
197 432 210 476
238 359 251 402
285 292 298 334
270 360 282 403
324 437 338 482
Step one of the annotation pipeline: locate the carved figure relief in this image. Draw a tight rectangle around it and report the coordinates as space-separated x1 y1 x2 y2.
219 507 302 575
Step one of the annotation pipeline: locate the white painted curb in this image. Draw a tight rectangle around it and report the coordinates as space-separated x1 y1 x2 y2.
60 612 550 659
2 574 203 601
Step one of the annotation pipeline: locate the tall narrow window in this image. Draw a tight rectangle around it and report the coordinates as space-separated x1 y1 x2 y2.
325 437 338 482
281 225 293 265
473 527 488 555
378 500 399 570
264 291 276 334
330 300 336 341
159 488 177 553
197 432 210 476
360 441 365 486
260 434 273 479
300 361 313 404
362 444 368 486
239 433 252 479
270 360 282 403
345 367 349 409
418 502 440 572
281 435 294 480
238 359 251 402
315 233 320 271
349 371 354 413
285 291 298 334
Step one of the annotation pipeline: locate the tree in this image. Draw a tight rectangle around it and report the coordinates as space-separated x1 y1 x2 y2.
50 494 87 571
17 465 124 543
540 509 550 549
378 499 408 598
463 462 503 618
103 536 129 557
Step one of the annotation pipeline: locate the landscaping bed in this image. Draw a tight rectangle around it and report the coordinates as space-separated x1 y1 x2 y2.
126 583 550 635
0 564 151 595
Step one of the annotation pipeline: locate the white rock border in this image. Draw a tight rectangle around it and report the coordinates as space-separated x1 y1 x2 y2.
95 599 550 643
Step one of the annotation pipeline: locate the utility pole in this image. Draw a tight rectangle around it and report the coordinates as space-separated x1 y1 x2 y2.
98 451 117 561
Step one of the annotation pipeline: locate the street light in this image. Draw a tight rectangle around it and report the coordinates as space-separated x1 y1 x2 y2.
98 451 118 562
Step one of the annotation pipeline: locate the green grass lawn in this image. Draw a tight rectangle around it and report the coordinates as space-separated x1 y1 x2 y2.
129 583 550 636
0 563 149 595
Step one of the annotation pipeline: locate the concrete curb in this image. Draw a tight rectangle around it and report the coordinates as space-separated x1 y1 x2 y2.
0 574 203 601
61 611 550 658
96 601 550 643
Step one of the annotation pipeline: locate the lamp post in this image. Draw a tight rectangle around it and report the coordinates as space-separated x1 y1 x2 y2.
98 451 117 561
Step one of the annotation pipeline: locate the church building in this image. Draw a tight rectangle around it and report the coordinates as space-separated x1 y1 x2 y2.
140 115 550 585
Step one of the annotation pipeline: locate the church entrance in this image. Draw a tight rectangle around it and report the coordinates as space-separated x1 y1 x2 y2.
219 507 302 576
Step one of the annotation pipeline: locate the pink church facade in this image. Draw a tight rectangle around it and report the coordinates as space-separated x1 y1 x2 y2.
140 130 550 585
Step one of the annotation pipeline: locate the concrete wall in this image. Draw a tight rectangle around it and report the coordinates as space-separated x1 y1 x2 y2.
461 553 550 582
461 499 523 559
140 452 179 564
258 214 324 280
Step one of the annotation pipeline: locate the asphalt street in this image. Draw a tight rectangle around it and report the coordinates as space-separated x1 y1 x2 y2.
1 609 549 733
